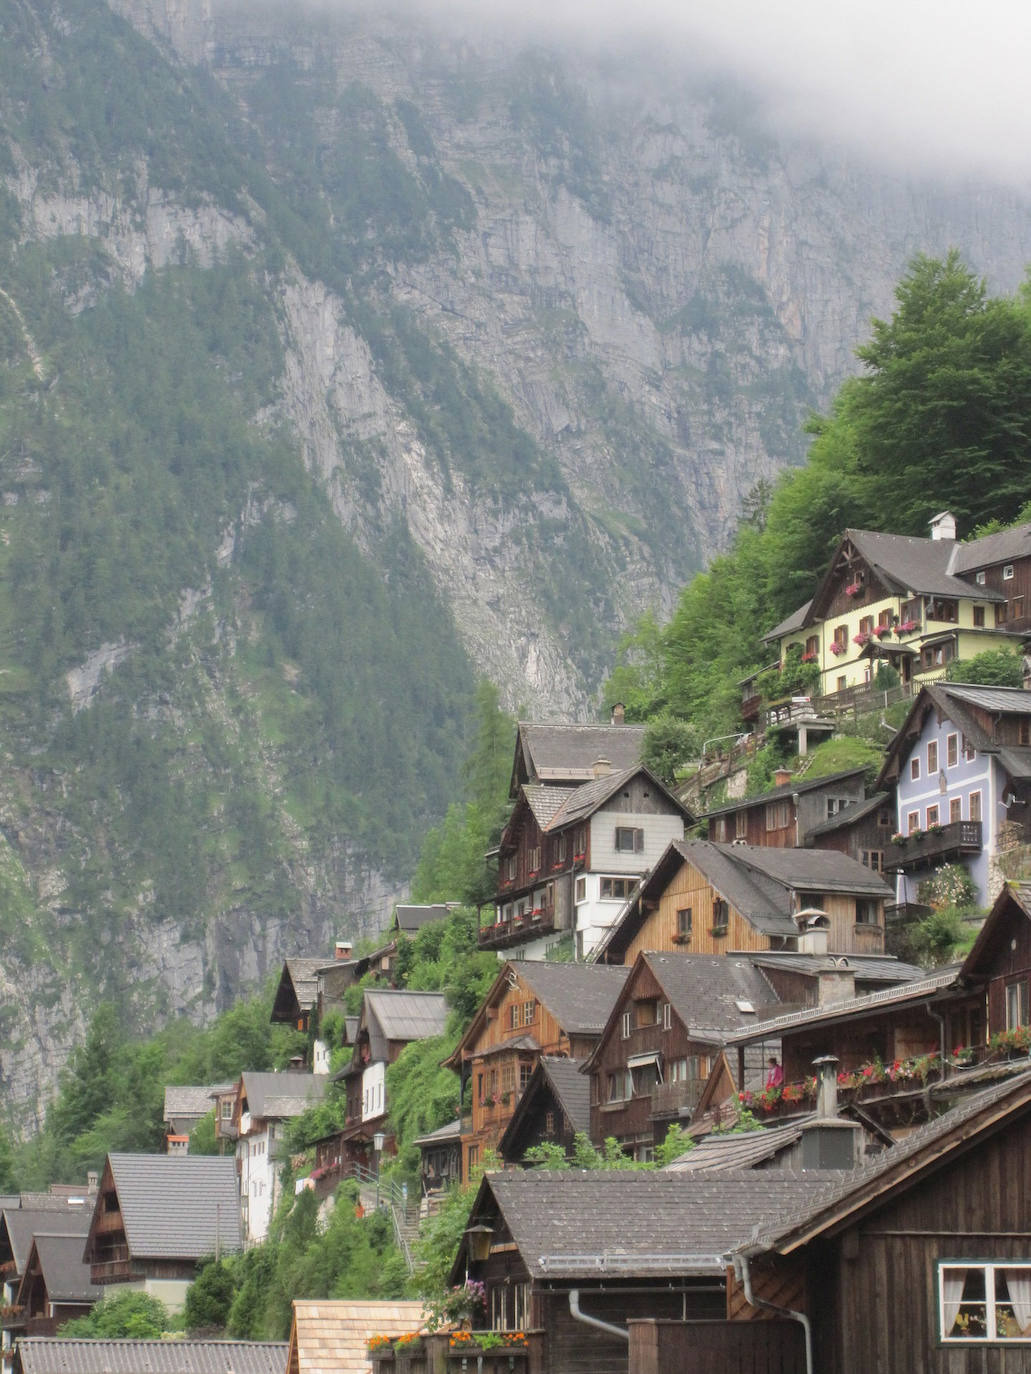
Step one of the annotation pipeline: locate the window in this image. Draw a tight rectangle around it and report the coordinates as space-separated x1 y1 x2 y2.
1006 980 1029 1030
527 845 541 872
859 614 874 635
861 849 884 873
509 1005 520 1030
765 799 791 830
735 809 747 839
662 1001 673 1030
544 1110 555 1136
556 834 567 863
805 634 819 657
621 1011 632 1039
970 790 982 823
927 598 958 623
631 1059 661 1096
712 898 729 933
1020 720 1031 747
523 1000 536 1025
714 816 728 842
833 623 848 648
501 1062 515 1095
975 570 986 585
963 734 976 761
940 1262 1031 1341
615 826 644 853
911 758 920 781
950 797 962 823
921 640 955 669
973 604 986 627
926 805 940 828
1004 563 1015 580
221 1098 234 1121
519 1061 533 1092
676 907 693 943
505 855 516 880
836 676 847 692
826 797 845 818
901 596 921 623
601 876 634 901
927 741 938 774
575 876 586 903
635 998 659 1027
608 1069 632 1101
907 811 920 834
1013 595 1026 621
997 602 1008 626
878 609 893 628
947 733 958 768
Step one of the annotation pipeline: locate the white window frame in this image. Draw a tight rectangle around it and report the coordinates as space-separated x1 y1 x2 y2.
939 1261 1031 1342
614 826 645 853
1004 564 1015 580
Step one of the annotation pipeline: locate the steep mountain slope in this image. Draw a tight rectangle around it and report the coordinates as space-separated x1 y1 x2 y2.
1 0 1031 1129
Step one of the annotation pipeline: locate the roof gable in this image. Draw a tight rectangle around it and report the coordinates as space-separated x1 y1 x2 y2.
512 721 646 794
92 1154 243 1261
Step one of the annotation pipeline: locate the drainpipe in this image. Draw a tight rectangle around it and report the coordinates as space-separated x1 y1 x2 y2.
733 1253 813 1374
568 1290 630 1342
927 1002 947 1079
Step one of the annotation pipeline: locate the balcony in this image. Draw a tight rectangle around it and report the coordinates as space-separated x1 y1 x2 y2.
650 1079 706 1120
882 820 982 875
478 909 556 951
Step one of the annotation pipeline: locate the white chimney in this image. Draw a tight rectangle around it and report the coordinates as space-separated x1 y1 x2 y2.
611 703 626 725
929 511 956 541
592 756 613 778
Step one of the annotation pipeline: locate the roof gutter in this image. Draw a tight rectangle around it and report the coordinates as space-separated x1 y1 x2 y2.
568 1289 630 1342
732 1253 813 1374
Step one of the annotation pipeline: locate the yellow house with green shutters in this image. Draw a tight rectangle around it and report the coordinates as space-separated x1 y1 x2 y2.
763 513 1030 697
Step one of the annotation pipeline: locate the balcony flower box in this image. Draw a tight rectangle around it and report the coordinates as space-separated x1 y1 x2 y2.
929 823 945 836
800 651 817 663
853 632 871 646
829 642 846 656
895 619 919 635
890 832 907 846
845 582 862 597
874 625 891 638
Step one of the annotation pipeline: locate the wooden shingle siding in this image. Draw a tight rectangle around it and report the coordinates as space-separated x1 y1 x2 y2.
622 867 767 964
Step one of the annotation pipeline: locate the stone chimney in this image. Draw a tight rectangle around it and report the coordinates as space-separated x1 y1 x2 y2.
816 961 856 1005
773 767 792 788
592 756 613 778
87 1170 98 1195
611 703 626 725
929 510 957 541
335 939 353 960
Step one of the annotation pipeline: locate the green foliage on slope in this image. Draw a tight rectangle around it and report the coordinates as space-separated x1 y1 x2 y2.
605 252 1031 739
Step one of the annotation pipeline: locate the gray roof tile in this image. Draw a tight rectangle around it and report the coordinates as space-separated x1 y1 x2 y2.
105 1154 243 1260
363 990 447 1052
517 723 645 784
15 1341 288 1374
19 1233 102 1303
641 953 782 1039
518 962 631 1034
240 1072 326 1121
2 1208 91 1275
665 1122 805 1172
949 519 1031 573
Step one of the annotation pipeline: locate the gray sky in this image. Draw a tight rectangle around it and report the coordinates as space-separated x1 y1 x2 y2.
374 0 1031 187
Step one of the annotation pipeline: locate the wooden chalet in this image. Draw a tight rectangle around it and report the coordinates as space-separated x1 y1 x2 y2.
443 962 629 1179
0 1205 91 1366
412 1119 462 1200
958 881 1031 1040
802 790 896 874
508 717 646 796
595 839 894 965
449 1169 834 1374
704 768 867 849
489 762 691 960
714 1070 1031 1373
12 1233 100 1336
82 1154 241 1313
498 1057 591 1166
763 514 1029 699
585 952 786 1159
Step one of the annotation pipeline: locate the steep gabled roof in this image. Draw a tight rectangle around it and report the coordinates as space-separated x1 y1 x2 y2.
762 601 811 643
876 682 1031 788
665 1121 805 1172
641 953 781 1041
512 765 691 839
959 881 1031 981
454 1170 843 1281
444 962 630 1069
18 1233 102 1304
96 1155 243 1260
163 1085 230 1126
16 1343 289 1374
804 791 890 839
392 904 454 933
497 1056 592 1162
595 839 892 963
1 1208 90 1276
511 721 645 794
270 958 323 1023
239 1071 327 1122
362 990 447 1059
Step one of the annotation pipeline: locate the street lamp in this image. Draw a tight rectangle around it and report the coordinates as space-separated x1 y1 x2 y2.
373 1131 385 1211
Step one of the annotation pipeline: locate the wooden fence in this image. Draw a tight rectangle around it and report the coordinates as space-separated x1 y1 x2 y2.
628 1319 804 1374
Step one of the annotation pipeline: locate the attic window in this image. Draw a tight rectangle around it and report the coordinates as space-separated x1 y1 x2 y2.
1004 564 1015 580
615 826 644 853
975 570 986 585
735 999 755 1014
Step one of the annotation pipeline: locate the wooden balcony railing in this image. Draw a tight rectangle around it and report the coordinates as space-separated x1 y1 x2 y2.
882 820 982 875
478 910 556 950
650 1079 706 1119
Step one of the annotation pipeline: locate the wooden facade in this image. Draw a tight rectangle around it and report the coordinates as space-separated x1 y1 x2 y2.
707 771 867 850
963 885 1031 1039
629 1319 804 1374
618 861 885 966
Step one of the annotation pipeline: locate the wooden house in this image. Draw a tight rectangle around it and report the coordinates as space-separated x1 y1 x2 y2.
763 514 1029 699
412 1119 462 1201
595 839 894 965
509 717 646 795
488 763 692 961
585 952 786 1159
12 1233 100 1337
0 1205 91 1367
498 1057 591 1166
234 1069 327 1245
802 791 896 874
877 683 1031 908
82 1154 241 1313
958 881 1031 1040
443 962 629 1179
704 768 867 849
717 1070 1031 1373
449 1169 833 1374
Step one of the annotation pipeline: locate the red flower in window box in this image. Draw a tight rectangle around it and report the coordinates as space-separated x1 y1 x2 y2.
852 631 871 646
845 581 862 596
829 642 846 656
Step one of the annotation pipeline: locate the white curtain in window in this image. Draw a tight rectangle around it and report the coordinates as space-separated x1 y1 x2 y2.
1005 1269 1031 1331
942 1269 965 1334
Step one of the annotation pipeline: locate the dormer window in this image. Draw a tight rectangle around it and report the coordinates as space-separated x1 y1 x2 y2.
1004 564 1015 580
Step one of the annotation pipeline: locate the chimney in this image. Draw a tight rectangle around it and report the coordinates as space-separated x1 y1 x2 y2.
816 961 855 1005
813 1055 839 1118
611 703 626 726
87 1170 98 1195
799 1054 863 1170
335 939 353 960
929 511 956 541
773 767 792 788
592 756 613 778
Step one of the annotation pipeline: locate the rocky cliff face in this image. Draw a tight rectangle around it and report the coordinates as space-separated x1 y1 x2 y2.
2 0 1031 1130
